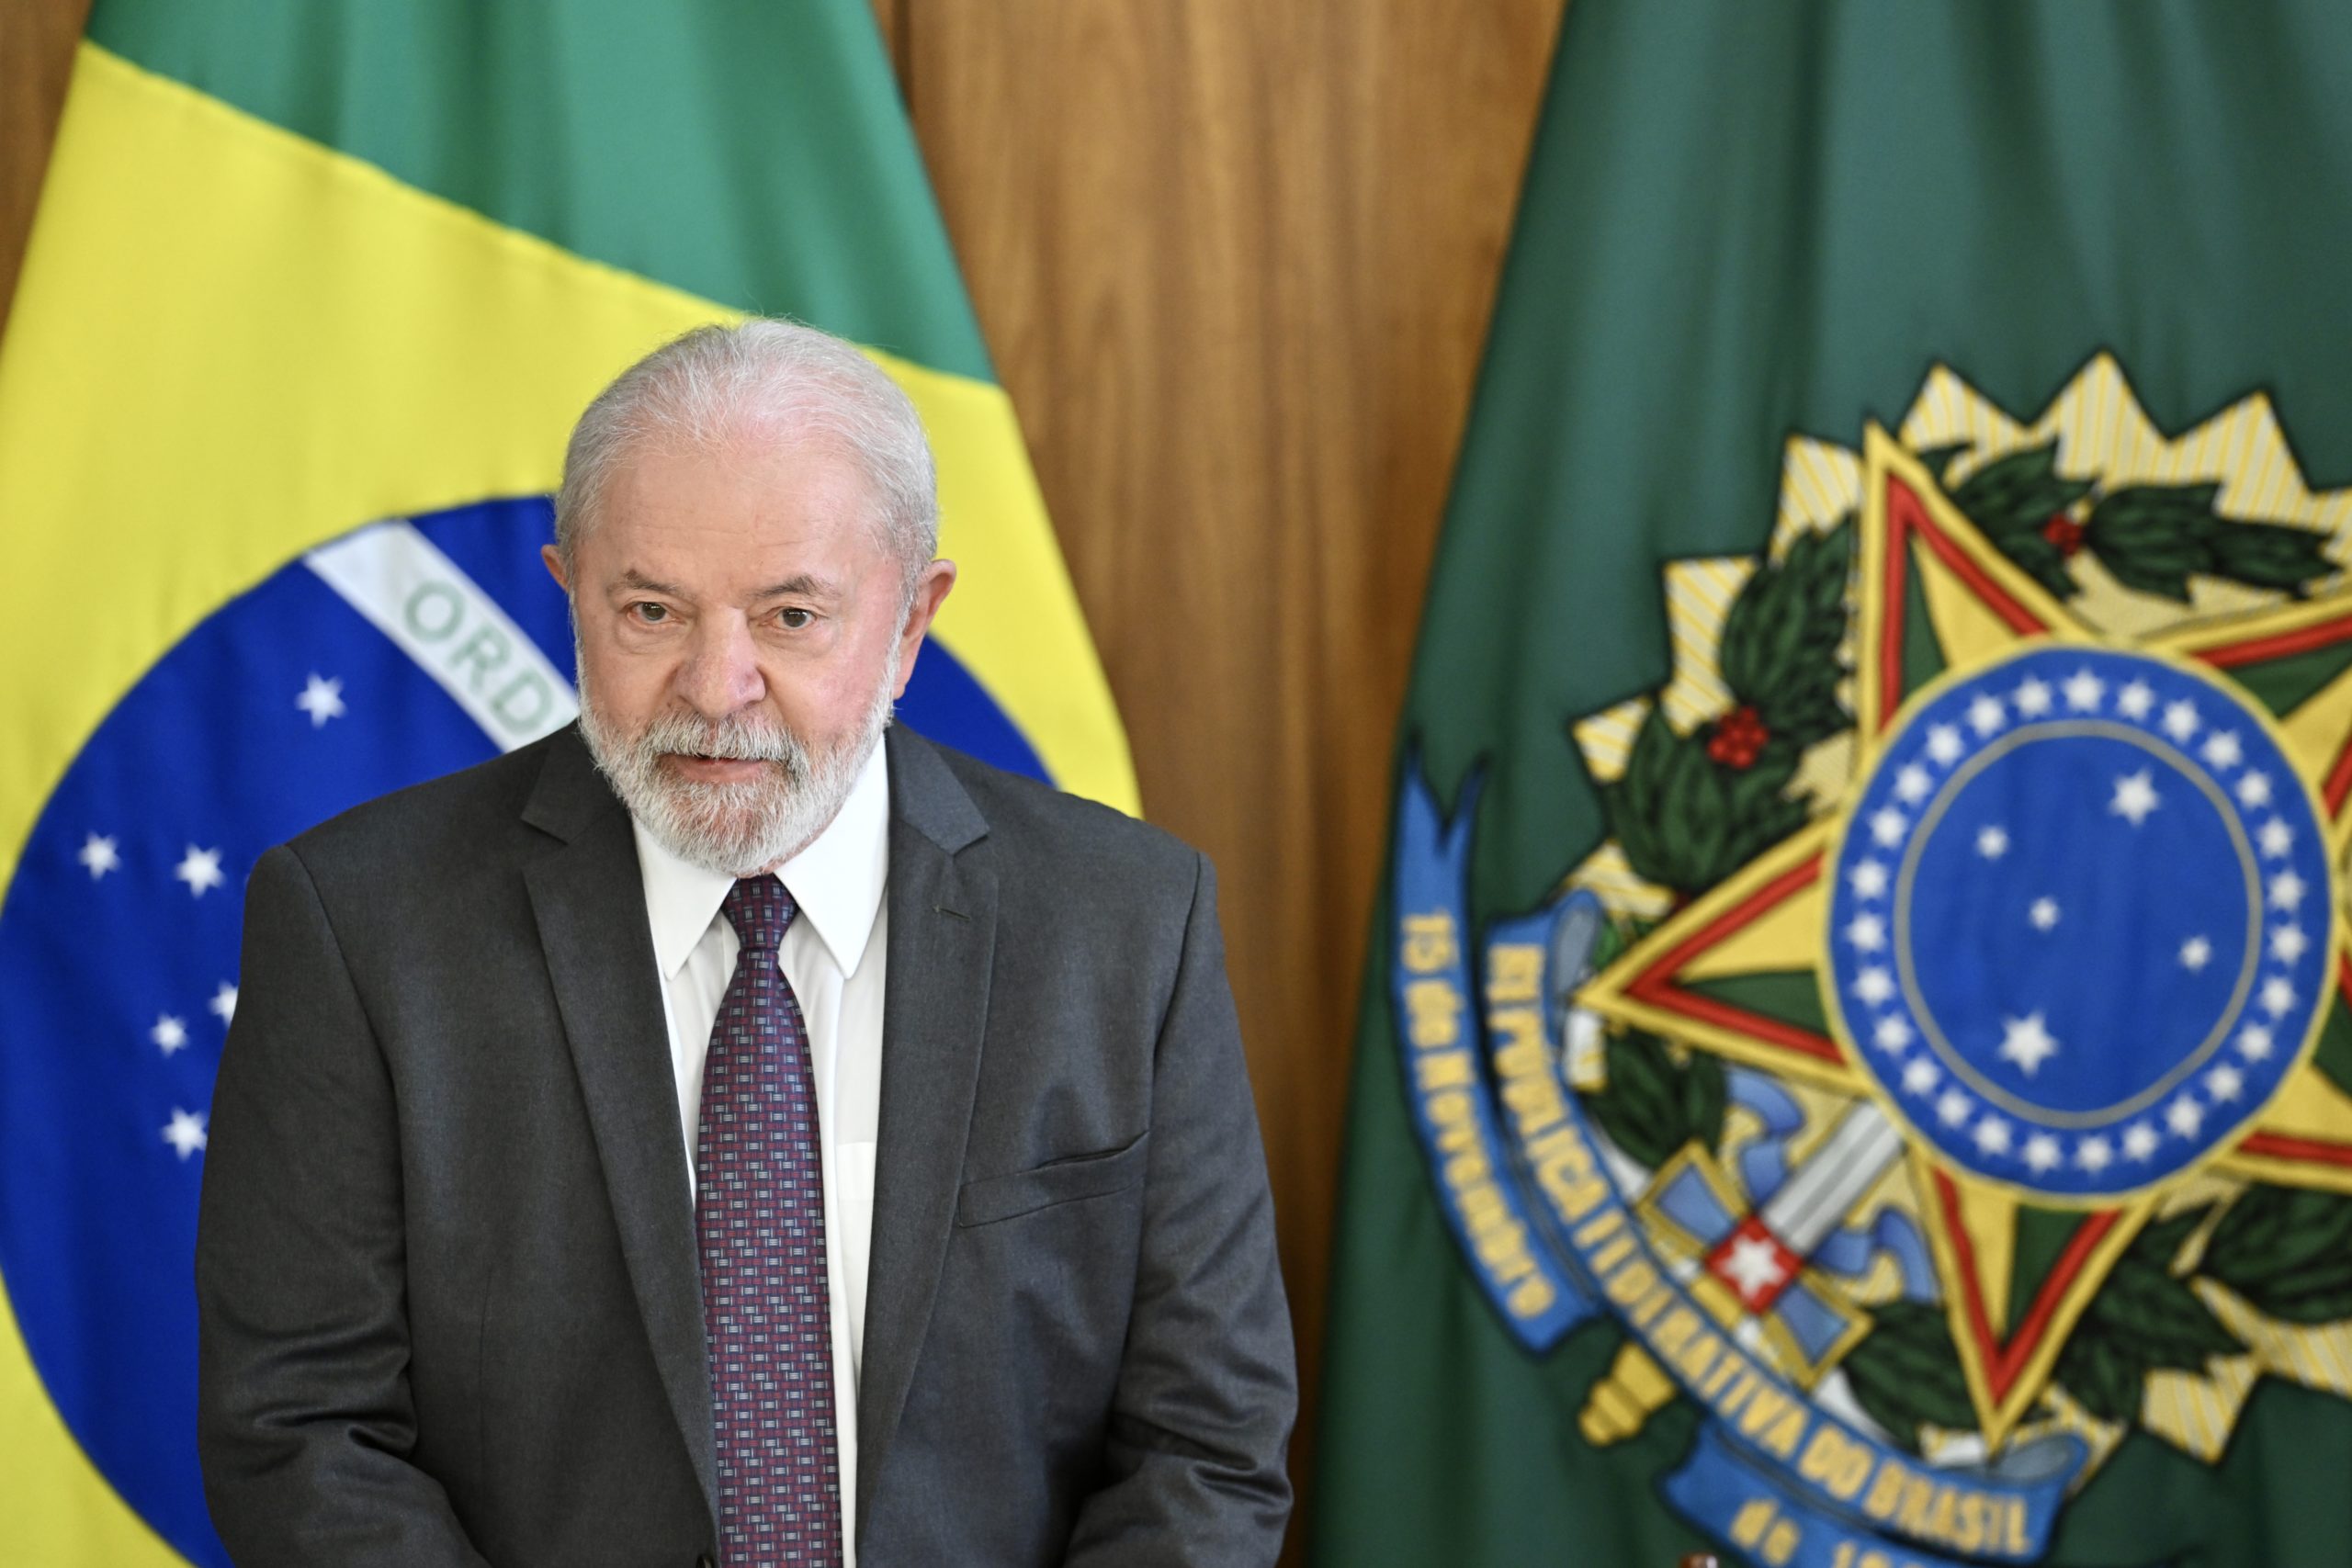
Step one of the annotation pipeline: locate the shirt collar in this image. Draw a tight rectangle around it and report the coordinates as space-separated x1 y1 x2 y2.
632 738 891 982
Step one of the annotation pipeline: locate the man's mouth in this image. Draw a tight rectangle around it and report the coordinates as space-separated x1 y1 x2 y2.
662 751 771 781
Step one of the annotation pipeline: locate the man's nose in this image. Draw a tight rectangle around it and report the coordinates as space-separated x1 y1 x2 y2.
678 614 765 716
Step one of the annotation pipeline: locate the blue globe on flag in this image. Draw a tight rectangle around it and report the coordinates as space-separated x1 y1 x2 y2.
1825 649 2331 1200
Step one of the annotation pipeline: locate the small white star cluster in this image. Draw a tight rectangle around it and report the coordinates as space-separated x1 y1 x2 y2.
73 671 344 1163
92 829 237 1113
1840 661 2319 1185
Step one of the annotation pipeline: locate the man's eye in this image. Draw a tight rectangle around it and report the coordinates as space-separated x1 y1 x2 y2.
629 603 670 625
777 607 814 629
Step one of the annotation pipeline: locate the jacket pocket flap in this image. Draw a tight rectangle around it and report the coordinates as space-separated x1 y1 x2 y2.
955 1133 1150 1227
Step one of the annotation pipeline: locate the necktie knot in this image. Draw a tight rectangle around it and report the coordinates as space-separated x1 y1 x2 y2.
721 875 797 953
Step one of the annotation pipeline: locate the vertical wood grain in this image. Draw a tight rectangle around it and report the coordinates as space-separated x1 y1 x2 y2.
896 4 1566 1551
0 0 93 341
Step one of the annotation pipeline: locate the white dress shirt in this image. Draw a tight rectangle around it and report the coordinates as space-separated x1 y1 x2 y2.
630 741 889 1566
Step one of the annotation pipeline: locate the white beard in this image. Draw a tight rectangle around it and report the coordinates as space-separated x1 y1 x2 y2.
577 649 897 878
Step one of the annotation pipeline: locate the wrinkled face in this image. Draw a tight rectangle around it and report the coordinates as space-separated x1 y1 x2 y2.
547 431 955 875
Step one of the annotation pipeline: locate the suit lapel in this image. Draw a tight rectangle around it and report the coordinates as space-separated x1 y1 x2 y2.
856 728 996 1537
516 726 994 1539
520 730 717 1521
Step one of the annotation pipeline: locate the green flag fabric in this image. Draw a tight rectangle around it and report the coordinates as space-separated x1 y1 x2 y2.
1316 6 2352 1566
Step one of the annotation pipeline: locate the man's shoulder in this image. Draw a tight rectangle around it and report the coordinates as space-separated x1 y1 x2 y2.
904 730 1203 897
277 728 564 878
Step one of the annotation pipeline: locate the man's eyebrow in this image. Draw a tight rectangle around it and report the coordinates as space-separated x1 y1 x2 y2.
610 569 686 597
752 573 840 600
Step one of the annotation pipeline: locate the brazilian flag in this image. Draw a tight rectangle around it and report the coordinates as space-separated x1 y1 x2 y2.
0 4 1133 1562
1318 4 2352 1567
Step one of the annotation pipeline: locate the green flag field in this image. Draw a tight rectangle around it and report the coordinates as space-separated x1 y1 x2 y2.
1316 5 2352 1565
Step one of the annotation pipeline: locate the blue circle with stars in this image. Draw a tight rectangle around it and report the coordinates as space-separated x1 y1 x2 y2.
0 497 1051 1568
1826 646 2333 1201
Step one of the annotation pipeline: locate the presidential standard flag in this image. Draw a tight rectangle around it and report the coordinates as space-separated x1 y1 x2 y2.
1315 5 2352 1566
0 4 1135 1563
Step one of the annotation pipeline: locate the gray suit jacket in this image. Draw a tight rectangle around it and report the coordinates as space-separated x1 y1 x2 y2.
195 725 1295 1566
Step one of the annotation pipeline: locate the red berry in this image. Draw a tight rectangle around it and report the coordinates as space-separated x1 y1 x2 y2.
1708 705 1771 771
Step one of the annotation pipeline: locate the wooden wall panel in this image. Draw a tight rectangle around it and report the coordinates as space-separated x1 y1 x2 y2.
0 0 1569 1555
894 3 1565 1550
0 0 93 341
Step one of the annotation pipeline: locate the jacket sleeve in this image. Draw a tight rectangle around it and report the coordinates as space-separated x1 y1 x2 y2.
195 844 491 1567
1063 852 1298 1565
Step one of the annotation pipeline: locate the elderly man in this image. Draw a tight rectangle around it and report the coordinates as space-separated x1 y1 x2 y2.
194 321 1295 1566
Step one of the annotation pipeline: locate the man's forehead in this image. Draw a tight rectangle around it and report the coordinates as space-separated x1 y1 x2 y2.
590 437 888 574
613 426 876 508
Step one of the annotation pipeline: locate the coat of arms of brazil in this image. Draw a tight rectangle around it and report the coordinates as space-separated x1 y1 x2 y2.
1389 356 2352 1567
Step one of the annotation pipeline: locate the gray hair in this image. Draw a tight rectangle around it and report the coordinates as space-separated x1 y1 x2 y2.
553 319 939 589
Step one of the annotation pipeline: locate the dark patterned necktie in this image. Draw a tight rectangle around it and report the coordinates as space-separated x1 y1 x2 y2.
696 876 842 1566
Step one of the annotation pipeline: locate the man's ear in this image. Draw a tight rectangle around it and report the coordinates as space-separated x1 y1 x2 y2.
891 559 959 700
540 543 571 594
